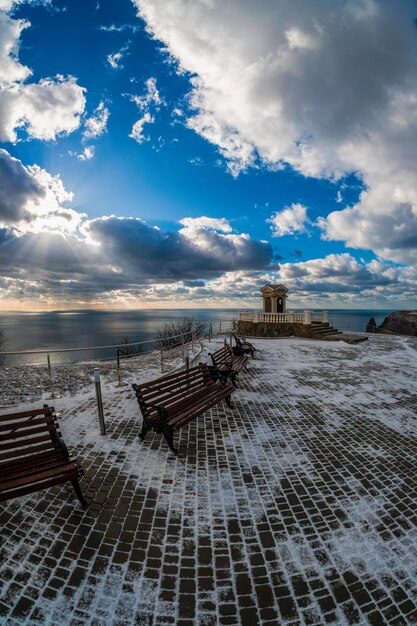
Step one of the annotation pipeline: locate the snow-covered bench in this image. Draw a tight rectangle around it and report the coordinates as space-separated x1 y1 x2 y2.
208 344 249 386
0 405 86 507
132 363 235 455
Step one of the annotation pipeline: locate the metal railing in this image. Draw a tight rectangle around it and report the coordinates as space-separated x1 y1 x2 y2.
0 318 237 407
0 319 236 371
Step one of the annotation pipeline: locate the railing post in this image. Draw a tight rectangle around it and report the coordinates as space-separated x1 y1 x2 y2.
230 332 233 348
322 311 329 323
219 321 222 334
47 353 55 399
160 348 164 372
116 348 121 385
209 324 212 342
304 311 312 325
184 349 190 370
93 368 106 435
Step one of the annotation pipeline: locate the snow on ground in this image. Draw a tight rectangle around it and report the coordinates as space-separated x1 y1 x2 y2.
1 334 417 625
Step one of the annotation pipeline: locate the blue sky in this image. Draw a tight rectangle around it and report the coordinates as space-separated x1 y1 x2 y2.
1 0 417 310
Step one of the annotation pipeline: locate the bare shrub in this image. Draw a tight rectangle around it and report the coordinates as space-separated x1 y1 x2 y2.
157 317 207 350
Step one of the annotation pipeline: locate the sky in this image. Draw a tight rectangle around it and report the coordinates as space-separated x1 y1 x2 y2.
1 0 417 311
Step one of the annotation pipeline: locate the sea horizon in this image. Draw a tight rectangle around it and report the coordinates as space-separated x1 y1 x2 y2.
0 307 394 366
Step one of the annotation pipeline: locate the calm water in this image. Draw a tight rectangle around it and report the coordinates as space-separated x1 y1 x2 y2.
0 308 392 365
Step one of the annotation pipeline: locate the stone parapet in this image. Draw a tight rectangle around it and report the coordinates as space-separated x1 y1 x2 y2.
238 320 318 338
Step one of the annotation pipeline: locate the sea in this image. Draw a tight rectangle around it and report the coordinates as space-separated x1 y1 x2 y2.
0 308 392 366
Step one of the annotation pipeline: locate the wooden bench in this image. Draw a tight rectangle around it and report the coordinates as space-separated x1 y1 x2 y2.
0 405 86 507
132 363 236 454
233 333 256 358
208 344 249 386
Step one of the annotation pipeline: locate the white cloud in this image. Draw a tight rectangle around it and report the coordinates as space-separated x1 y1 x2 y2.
0 0 52 11
107 43 130 69
179 216 232 233
0 6 85 142
269 203 309 237
129 111 154 143
99 23 138 33
188 156 204 167
128 77 163 143
83 101 109 139
130 77 163 110
133 0 417 263
77 146 95 161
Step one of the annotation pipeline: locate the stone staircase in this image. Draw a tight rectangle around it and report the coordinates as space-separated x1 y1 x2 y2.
311 321 343 339
310 321 368 344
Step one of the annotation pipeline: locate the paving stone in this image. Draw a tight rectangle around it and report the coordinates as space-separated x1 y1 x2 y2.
2 336 417 625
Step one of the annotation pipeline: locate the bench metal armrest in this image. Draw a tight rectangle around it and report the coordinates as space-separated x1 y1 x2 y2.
50 429 70 460
143 402 168 422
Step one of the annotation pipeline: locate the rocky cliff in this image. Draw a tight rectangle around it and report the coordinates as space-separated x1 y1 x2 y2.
367 310 417 336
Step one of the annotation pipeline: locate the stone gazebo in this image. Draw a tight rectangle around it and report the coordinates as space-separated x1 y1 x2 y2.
261 284 288 314
238 284 332 339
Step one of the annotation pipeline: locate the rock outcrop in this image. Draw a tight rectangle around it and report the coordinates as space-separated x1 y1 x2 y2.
366 317 378 333
367 310 417 336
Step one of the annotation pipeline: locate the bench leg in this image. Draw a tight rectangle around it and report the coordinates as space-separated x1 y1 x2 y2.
162 427 178 455
139 419 149 442
225 394 233 409
71 479 87 508
231 372 238 387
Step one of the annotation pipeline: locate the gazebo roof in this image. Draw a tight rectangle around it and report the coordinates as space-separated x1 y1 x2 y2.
261 284 288 293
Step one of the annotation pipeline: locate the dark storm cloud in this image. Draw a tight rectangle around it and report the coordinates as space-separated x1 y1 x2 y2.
0 149 45 223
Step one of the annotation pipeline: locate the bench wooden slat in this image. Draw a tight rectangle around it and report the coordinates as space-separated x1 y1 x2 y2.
146 382 232 427
0 433 56 453
0 405 86 507
0 450 62 472
0 415 56 433
0 441 57 462
1 461 82 491
169 386 234 430
0 471 84 503
0 421 59 442
0 407 56 422
139 378 208 405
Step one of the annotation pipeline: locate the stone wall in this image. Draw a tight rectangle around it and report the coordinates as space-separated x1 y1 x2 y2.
238 320 317 339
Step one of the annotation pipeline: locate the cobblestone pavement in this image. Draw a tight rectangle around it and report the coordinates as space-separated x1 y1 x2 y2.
1 335 417 625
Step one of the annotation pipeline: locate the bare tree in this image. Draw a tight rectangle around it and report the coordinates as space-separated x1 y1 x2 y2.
157 317 207 350
117 336 143 359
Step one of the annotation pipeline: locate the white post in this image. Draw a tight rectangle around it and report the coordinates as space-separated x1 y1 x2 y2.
47 353 55 398
93 368 106 435
322 311 329 323
304 311 312 325
254 312 259 323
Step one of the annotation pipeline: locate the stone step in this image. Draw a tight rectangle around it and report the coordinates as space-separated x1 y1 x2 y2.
313 327 342 336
